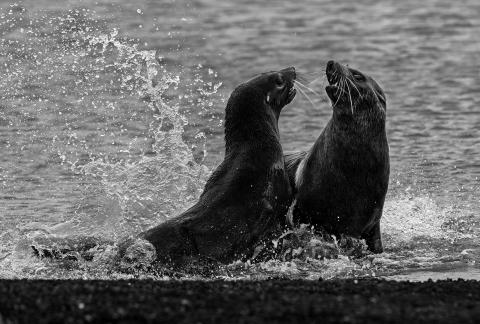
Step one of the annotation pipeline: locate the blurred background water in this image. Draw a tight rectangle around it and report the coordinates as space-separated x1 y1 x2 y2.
0 0 479 280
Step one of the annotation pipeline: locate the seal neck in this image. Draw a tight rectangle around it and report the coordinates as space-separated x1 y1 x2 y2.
332 105 386 138
225 111 280 155
224 85 281 153
224 104 280 156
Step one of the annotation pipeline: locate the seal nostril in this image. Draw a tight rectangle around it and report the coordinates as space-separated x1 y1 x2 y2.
327 60 335 71
326 61 337 84
280 66 296 81
289 67 296 80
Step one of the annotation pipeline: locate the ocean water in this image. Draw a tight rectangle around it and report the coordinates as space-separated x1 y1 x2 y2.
0 0 479 280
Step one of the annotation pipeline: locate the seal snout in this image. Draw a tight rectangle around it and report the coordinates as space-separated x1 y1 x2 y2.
326 60 343 85
280 67 297 105
280 66 296 84
325 61 343 103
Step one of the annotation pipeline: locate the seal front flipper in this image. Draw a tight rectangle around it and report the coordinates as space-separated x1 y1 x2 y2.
138 211 200 265
363 222 383 254
362 208 384 253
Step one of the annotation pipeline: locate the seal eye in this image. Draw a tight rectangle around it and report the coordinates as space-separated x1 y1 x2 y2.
352 73 365 82
275 76 285 87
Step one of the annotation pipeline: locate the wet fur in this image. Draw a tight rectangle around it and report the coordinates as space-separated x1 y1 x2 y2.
285 62 389 253
140 68 296 266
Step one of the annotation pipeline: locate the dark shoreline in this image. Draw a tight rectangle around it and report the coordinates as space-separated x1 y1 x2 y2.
1 279 479 324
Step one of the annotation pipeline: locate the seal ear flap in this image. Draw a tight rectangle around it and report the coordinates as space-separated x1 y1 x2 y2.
266 91 278 106
266 90 280 108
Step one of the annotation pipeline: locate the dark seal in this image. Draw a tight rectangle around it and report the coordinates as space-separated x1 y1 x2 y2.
285 61 389 253
139 67 297 266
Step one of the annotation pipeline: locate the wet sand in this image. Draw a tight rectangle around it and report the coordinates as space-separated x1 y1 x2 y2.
1 279 479 323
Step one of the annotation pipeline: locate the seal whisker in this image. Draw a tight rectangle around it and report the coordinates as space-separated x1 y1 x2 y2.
335 75 346 96
310 72 329 85
334 72 342 95
295 84 318 109
308 75 324 85
297 71 325 84
372 88 386 103
345 77 361 98
332 69 338 82
297 80 330 104
345 81 354 115
294 80 323 97
296 75 309 84
298 70 324 77
333 78 344 108
339 77 348 104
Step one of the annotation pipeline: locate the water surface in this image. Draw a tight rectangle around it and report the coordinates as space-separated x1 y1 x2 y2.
0 0 479 280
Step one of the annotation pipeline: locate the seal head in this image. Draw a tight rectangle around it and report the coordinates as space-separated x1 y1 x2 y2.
325 60 386 125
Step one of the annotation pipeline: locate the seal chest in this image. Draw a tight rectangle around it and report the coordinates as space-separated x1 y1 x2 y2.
285 61 389 253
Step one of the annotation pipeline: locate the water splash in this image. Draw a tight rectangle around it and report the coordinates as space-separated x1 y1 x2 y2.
0 10 221 278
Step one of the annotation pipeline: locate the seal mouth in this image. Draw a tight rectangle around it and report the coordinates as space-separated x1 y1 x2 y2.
326 60 342 92
285 87 297 105
325 60 347 104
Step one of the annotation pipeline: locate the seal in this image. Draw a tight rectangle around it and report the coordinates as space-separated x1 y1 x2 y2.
285 61 389 253
138 67 297 266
